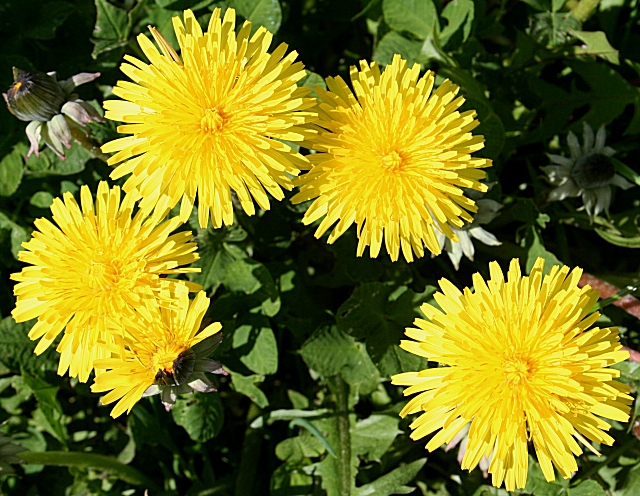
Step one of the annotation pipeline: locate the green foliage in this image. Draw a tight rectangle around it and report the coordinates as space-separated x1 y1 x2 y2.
3 0 640 495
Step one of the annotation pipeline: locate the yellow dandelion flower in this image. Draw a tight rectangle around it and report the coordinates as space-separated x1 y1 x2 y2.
392 257 633 491
101 8 316 229
291 54 492 262
11 181 201 382
91 289 223 418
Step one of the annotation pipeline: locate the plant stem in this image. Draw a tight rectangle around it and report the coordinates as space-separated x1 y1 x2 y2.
327 375 351 496
571 0 601 22
234 403 263 496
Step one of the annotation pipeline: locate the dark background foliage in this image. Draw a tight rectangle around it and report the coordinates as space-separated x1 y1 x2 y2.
2 0 640 495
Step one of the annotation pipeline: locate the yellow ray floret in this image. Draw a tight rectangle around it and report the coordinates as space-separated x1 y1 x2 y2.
392 257 632 491
291 54 492 262
92 289 221 418
101 8 317 229
10 181 201 382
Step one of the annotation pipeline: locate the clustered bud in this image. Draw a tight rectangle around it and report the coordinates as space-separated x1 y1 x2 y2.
3 67 104 160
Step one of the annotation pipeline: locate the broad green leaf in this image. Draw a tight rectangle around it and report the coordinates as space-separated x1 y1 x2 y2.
223 258 280 316
521 0 551 10
0 144 24 196
336 284 434 377
25 144 91 176
382 0 437 39
353 458 426 496
300 326 380 394
528 12 581 47
171 392 225 442
571 30 619 64
439 0 474 48
190 226 245 293
232 314 278 375
229 369 269 408
287 390 309 409
270 460 316 496
19 451 157 489
351 414 401 462
299 70 327 99
275 431 325 462
0 318 57 373
523 60 640 144
230 0 282 34
621 464 640 495
289 418 335 457
373 31 423 66
91 0 133 58
595 228 640 248
0 211 29 258
567 480 606 495
29 191 54 208
523 455 566 496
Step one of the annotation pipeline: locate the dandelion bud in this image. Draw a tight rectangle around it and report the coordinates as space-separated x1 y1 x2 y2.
571 152 616 189
3 66 103 160
3 68 66 122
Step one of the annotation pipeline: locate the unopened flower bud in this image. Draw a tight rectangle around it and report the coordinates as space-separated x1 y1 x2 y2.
571 152 616 189
3 68 66 121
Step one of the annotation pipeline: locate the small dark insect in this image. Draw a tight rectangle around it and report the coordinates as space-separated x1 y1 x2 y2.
154 347 196 387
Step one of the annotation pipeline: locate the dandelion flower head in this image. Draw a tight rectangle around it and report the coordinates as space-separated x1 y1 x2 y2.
292 54 492 262
101 8 317 229
11 181 201 382
92 289 222 418
392 257 632 490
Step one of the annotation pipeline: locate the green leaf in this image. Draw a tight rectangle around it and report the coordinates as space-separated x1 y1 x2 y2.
336 284 434 377
621 464 640 495
353 458 427 496
22 371 68 447
0 211 29 258
25 144 91 176
232 314 278 375
351 414 401 462
613 158 640 186
382 0 438 39
439 0 474 48
523 456 565 496
229 369 269 408
525 60 640 143
373 31 424 67
190 226 245 293
300 326 380 395
571 30 619 64
567 480 606 495
29 192 54 208
299 70 327 99
92 0 134 58
0 318 57 373
528 12 581 48
275 431 325 462
524 225 563 274
0 144 24 196
223 258 280 316
171 392 225 442
289 418 336 458
19 451 158 489
230 0 282 34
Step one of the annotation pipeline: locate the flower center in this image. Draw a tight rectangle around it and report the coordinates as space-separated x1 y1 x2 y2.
87 259 124 291
381 151 404 172
200 107 228 133
571 152 615 189
503 353 535 386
